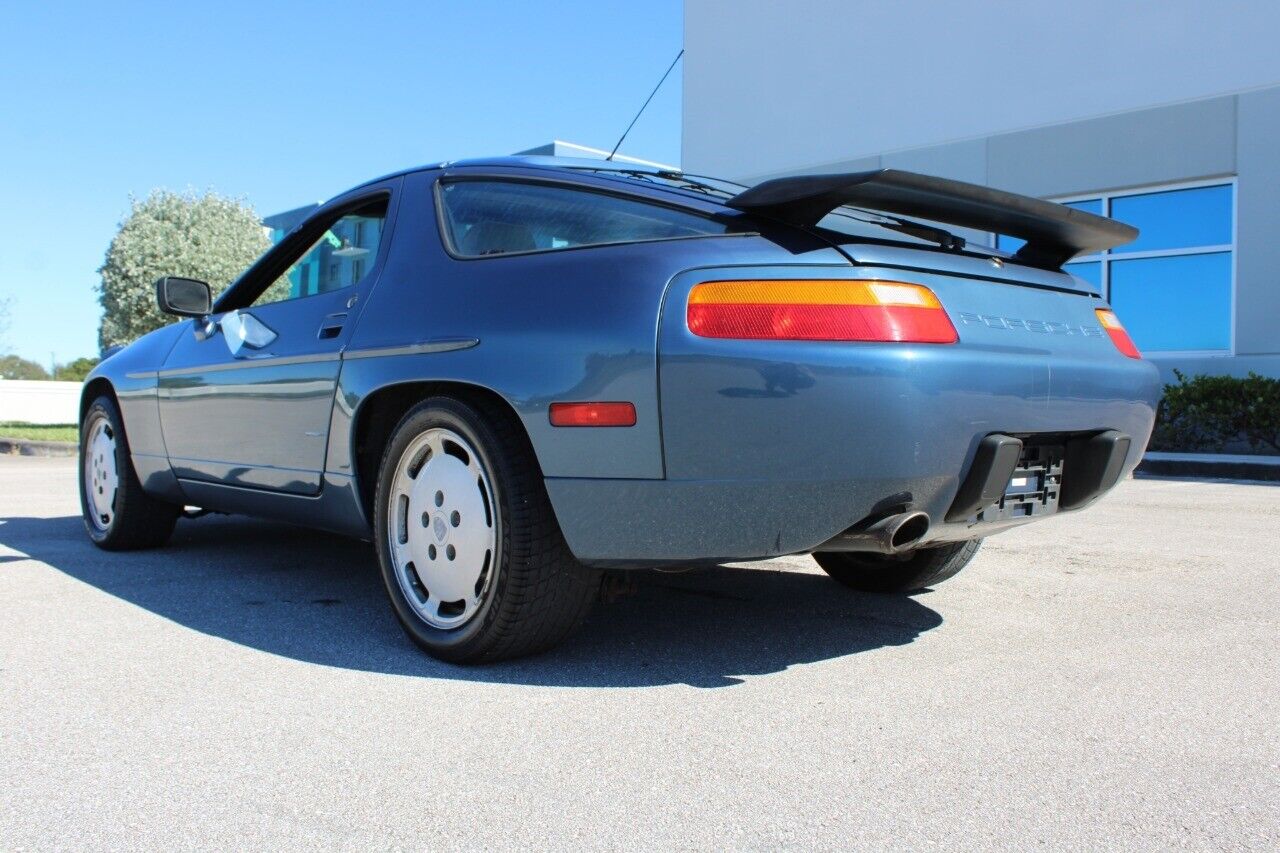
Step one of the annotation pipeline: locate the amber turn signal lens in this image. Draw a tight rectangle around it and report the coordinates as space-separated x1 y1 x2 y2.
1095 308 1141 359
687 280 957 343
549 402 637 427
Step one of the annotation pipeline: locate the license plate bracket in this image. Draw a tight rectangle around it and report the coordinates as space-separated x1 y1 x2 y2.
977 443 1063 522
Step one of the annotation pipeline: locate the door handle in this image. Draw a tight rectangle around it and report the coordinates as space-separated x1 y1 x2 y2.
318 312 348 340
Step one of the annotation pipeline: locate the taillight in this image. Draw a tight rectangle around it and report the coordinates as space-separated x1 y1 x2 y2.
1095 308 1141 359
687 280 957 343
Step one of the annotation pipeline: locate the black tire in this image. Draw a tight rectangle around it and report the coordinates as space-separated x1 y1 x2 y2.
813 539 982 593
373 396 600 663
79 394 180 550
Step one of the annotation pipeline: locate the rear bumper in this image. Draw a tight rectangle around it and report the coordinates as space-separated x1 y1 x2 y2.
547 426 1148 568
546 345 1159 568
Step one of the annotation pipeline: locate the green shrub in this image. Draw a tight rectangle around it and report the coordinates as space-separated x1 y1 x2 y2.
1150 370 1280 455
0 354 49 380
53 356 99 382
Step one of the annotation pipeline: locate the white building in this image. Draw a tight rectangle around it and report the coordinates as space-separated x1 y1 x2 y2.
683 0 1280 380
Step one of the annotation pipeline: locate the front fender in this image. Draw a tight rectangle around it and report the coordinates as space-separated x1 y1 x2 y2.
82 322 187 501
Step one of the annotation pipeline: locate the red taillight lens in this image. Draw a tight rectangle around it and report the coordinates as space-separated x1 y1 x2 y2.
687 280 957 343
1095 308 1141 359
549 402 636 427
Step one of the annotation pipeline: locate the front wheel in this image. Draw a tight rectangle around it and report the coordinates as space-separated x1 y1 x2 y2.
813 539 982 593
79 395 180 550
373 396 600 663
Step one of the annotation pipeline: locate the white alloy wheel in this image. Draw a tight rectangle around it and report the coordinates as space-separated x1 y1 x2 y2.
83 413 119 531
386 427 498 630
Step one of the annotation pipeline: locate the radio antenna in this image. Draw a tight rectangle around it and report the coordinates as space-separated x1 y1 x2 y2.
606 48 684 162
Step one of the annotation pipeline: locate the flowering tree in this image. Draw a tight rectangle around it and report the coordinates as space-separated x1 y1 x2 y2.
97 190 272 349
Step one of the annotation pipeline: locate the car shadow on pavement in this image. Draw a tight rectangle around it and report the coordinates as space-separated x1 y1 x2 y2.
1 513 943 688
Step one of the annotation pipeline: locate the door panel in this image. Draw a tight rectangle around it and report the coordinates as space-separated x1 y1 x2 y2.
158 292 351 494
157 186 397 496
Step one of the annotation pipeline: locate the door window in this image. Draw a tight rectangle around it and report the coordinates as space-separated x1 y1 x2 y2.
254 199 388 306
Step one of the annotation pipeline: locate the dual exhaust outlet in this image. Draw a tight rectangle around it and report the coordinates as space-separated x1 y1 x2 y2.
818 511 931 556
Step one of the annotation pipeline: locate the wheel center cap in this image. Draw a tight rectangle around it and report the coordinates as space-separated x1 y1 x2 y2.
432 512 449 542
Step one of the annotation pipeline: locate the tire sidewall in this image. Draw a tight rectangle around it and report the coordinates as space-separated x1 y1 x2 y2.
814 539 982 593
373 398 511 656
79 397 124 546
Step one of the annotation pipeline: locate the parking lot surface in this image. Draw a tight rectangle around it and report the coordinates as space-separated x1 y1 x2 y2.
1 455 1278 850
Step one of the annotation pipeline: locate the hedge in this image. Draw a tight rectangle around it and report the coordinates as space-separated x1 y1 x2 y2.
1149 370 1280 455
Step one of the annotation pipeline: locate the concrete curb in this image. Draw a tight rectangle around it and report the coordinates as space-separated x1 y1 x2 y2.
0 438 78 458
1137 454 1280 482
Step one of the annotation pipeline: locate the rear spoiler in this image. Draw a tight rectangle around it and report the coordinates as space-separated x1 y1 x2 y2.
726 169 1137 269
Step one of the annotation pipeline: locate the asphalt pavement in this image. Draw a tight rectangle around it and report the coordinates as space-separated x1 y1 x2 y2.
1 456 1277 850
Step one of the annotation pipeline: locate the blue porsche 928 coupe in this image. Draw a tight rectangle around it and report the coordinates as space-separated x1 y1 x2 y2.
80 157 1159 661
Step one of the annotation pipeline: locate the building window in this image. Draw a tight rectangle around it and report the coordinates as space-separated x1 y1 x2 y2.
997 180 1235 354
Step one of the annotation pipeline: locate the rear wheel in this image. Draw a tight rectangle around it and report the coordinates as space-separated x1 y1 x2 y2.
79 395 180 550
373 396 599 662
813 540 982 593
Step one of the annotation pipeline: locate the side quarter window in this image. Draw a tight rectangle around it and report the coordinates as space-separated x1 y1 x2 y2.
251 198 389 307
439 180 728 257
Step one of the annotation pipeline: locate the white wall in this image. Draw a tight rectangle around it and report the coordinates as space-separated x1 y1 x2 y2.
684 0 1280 179
0 380 81 425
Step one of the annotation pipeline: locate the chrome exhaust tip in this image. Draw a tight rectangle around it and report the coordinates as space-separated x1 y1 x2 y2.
816 511 931 555
871 510 931 553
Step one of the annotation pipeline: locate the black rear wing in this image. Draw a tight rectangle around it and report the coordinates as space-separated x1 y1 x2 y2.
727 169 1137 269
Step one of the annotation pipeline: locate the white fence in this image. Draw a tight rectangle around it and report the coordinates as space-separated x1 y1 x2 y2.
0 380 81 425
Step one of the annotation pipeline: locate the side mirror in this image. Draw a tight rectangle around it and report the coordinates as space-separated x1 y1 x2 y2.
155 277 212 317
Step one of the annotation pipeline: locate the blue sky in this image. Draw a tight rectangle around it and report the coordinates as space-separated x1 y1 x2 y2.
0 0 683 367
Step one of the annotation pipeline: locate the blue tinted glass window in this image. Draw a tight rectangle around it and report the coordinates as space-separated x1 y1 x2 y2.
996 234 1025 254
255 200 388 306
1109 252 1231 351
1110 185 1232 253
1063 198 1103 216
440 180 728 256
997 199 1100 255
1063 261 1102 288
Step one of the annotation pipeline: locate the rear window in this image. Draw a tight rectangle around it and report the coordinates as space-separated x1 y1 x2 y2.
439 180 729 257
